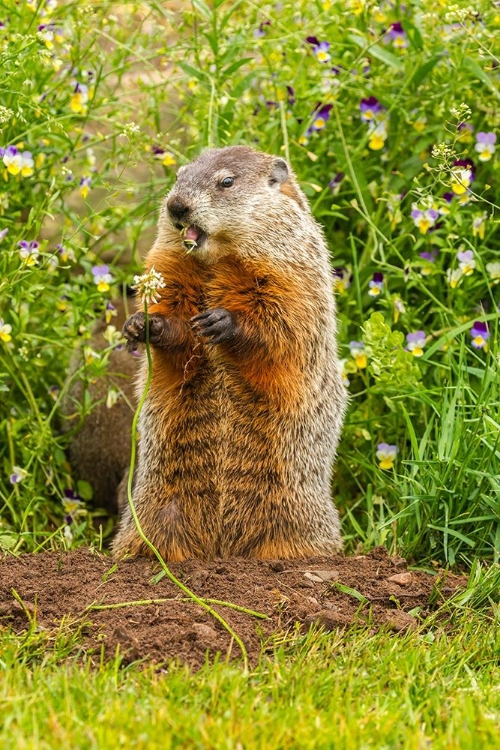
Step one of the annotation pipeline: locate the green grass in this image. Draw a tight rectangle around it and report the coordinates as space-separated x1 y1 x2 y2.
1 610 500 749
2 564 499 749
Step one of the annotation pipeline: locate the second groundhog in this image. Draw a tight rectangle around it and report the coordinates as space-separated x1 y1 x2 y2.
113 146 348 561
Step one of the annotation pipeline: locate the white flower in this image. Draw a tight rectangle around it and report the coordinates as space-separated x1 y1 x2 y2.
446 267 463 288
132 266 167 304
0 318 12 342
486 262 500 281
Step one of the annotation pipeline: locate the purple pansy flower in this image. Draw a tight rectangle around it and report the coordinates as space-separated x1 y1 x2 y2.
457 249 476 275
10 466 27 484
474 131 496 162
376 443 398 469
80 175 91 198
2 145 35 177
360 97 383 122
312 103 332 130
91 264 113 292
18 240 40 265
63 489 84 524
306 37 331 63
420 249 438 262
329 172 344 195
419 249 438 275
470 321 490 349
48 385 60 401
254 20 271 38
457 122 474 142
368 271 384 297
332 267 352 293
301 103 333 140
406 331 426 357
411 206 439 235
385 22 408 48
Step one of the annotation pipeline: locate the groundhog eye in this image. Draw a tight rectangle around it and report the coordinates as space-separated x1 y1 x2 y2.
220 176 234 188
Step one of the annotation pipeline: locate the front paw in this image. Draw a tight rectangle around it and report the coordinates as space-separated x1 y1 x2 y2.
191 308 238 345
122 312 169 351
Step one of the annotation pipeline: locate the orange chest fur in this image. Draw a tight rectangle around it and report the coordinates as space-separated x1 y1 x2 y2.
146 248 306 319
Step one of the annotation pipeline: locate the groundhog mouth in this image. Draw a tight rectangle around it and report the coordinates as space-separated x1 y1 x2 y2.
178 224 207 252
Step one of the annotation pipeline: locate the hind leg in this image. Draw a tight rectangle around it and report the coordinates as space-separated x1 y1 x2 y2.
112 492 213 561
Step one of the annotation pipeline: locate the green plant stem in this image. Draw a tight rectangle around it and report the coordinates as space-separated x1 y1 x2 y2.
124 301 250 670
86 598 269 619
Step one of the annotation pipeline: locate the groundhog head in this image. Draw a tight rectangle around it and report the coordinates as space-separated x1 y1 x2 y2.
163 146 307 256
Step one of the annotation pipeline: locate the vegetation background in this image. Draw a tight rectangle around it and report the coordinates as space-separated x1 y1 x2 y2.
0 0 499 745
1 0 498 565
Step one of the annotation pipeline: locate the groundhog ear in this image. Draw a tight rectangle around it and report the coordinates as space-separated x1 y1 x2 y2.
269 158 289 186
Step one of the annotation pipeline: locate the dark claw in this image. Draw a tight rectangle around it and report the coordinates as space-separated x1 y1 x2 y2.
191 309 226 325
122 312 169 348
192 307 237 344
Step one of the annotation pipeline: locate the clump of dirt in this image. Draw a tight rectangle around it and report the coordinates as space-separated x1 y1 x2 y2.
0 547 465 669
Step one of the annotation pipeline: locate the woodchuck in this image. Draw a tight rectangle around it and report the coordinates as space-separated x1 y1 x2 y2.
113 145 348 560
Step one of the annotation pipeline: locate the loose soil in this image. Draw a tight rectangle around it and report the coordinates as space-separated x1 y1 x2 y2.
0 547 465 669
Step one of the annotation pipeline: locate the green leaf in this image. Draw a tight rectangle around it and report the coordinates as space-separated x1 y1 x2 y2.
410 55 441 88
222 58 253 77
0 533 17 551
405 21 424 50
463 59 499 98
333 582 369 604
77 480 94 501
220 0 247 30
427 524 476 547
349 33 403 69
177 62 210 84
192 0 212 21
232 72 256 99
150 570 167 584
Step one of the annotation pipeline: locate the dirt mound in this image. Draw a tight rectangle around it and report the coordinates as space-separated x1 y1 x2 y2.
0 547 464 669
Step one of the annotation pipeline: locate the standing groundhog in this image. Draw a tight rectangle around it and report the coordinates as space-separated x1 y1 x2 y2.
113 146 348 561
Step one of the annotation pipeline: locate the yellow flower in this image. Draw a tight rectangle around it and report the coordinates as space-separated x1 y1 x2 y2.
0 319 12 342
349 0 365 15
450 168 472 196
446 268 463 289
413 118 427 132
84 347 100 365
372 8 387 23
376 443 398 470
472 213 487 240
379 457 395 470
473 336 487 349
349 342 367 370
355 352 367 368
162 152 176 167
369 133 385 150
70 93 86 114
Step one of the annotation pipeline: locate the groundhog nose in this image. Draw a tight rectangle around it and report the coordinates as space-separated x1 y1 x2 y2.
167 196 191 222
